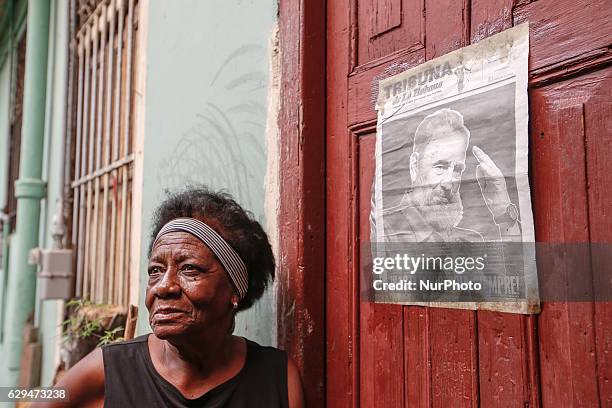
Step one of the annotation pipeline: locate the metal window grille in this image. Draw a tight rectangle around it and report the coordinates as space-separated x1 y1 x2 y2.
70 0 139 305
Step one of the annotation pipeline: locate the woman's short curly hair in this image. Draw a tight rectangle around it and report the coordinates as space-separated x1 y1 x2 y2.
149 186 275 311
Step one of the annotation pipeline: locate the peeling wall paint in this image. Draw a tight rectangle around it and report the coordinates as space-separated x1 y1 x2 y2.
264 22 280 347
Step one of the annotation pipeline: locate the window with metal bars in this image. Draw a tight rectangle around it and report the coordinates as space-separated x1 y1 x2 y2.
70 0 139 305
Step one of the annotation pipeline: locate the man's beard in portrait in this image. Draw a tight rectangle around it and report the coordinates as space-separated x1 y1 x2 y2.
410 182 464 232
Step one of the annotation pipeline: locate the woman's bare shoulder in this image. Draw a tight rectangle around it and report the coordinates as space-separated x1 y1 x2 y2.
39 347 105 408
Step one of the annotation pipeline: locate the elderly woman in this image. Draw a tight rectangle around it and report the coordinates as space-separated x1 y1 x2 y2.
47 187 304 407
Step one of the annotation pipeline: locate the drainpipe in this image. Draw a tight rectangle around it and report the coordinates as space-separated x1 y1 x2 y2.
0 211 9 343
3 0 51 386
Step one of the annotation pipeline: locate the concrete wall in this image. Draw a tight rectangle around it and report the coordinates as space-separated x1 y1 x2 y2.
135 0 279 346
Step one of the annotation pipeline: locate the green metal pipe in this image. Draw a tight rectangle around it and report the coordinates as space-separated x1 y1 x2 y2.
0 213 10 344
2 0 50 386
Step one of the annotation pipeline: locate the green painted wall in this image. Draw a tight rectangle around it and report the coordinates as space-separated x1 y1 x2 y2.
136 0 278 346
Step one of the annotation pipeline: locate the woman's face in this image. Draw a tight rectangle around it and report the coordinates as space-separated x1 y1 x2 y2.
145 229 235 340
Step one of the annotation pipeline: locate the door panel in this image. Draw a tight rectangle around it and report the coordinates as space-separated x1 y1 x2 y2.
585 93 612 404
531 70 612 407
404 307 431 407
425 0 467 60
357 0 424 64
327 0 611 407
477 312 533 405
357 134 406 408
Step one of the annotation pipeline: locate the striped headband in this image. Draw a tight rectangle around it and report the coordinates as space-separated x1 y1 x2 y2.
153 218 249 300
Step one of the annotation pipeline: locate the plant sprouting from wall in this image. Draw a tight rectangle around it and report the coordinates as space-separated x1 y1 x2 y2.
62 299 125 348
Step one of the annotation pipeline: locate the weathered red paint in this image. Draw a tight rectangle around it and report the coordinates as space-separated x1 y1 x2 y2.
277 0 326 406
424 1 479 406
470 2 541 407
357 0 424 65
326 0 612 407
531 69 612 407
514 0 612 72
326 0 355 406
585 87 612 406
358 136 405 408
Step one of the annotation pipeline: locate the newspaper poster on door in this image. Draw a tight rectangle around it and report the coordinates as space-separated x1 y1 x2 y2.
367 24 539 314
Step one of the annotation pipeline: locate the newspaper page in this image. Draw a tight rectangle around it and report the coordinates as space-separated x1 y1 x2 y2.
368 24 539 314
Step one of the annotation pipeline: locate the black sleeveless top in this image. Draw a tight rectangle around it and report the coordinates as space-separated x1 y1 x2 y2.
102 334 289 408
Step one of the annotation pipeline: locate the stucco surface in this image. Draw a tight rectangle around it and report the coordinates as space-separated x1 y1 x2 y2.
136 0 278 346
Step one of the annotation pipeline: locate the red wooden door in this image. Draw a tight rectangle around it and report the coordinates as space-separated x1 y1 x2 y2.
326 0 612 406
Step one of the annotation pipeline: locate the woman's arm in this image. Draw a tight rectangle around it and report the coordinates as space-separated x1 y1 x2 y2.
36 347 105 408
287 357 305 408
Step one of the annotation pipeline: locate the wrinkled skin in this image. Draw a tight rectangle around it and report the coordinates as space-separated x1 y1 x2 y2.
146 230 236 342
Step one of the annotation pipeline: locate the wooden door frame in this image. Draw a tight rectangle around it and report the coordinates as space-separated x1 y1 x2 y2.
325 0 355 406
277 0 326 406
